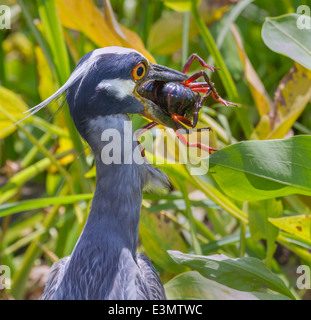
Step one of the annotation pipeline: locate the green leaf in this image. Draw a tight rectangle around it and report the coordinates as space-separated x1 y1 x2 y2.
248 199 282 268
168 250 294 299
165 271 291 300
148 3 228 55
139 210 188 274
209 136 311 201
262 14 311 70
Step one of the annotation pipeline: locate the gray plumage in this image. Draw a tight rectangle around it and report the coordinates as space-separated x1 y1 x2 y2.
38 47 187 300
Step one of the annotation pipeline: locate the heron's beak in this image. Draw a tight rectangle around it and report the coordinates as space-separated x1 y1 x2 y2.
146 63 188 82
135 63 188 129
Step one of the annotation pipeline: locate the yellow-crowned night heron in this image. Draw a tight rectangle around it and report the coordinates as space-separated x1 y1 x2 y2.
33 47 188 300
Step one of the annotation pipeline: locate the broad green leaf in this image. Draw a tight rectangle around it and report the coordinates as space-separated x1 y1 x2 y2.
0 194 94 218
209 136 311 201
163 0 201 12
165 271 290 300
269 215 311 242
262 14 311 70
168 250 294 299
139 209 188 274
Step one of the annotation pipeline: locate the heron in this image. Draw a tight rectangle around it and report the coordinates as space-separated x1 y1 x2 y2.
33 47 188 300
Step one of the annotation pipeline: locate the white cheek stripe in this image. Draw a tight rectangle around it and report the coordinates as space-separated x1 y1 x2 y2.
96 79 136 99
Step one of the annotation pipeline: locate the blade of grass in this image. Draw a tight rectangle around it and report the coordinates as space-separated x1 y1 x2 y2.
20 132 53 168
0 104 75 195
36 0 70 84
0 150 71 204
36 0 91 193
190 0 253 138
10 184 70 299
178 179 202 255
182 11 190 66
0 194 93 218
17 0 55 72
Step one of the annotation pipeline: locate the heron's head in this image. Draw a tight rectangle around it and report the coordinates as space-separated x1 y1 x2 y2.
64 47 187 140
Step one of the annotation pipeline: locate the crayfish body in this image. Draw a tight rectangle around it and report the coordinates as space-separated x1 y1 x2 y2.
136 80 199 124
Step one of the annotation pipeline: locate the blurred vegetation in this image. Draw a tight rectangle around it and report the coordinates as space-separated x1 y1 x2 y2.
0 0 311 300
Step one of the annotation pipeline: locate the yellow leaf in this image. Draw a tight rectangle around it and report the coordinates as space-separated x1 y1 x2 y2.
269 215 311 242
85 165 96 178
164 0 201 12
0 87 28 138
231 25 273 117
55 0 155 62
250 114 271 140
35 46 57 102
49 135 74 173
267 63 311 140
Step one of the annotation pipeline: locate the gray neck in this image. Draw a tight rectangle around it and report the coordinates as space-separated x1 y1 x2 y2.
54 114 169 299
79 114 143 255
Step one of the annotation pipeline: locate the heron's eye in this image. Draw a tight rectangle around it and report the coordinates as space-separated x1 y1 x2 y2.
132 62 146 81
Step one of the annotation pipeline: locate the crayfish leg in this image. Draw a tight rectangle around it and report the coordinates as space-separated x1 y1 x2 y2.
171 114 216 154
182 53 220 74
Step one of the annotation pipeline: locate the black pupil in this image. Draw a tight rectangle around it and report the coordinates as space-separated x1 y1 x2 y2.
137 66 144 77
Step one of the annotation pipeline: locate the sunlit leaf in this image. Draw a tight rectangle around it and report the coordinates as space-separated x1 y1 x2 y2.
163 0 201 12
262 14 311 70
253 63 311 140
231 25 273 117
268 63 311 139
0 86 28 138
168 250 294 299
55 0 155 62
35 46 56 102
269 215 311 242
209 136 311 201
165 271 291 300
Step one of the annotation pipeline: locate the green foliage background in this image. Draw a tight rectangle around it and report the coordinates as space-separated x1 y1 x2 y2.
0 0 311 300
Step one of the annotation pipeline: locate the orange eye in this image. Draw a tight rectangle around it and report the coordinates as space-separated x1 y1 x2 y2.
132 62 146 81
